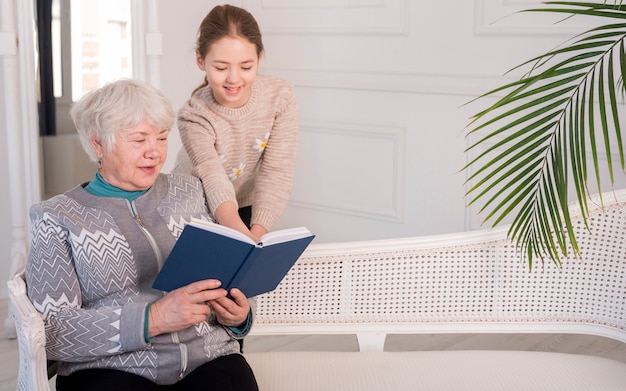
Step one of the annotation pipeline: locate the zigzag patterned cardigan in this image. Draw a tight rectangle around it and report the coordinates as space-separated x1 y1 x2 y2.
25 173 250 385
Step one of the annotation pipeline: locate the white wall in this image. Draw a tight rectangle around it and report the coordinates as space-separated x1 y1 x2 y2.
1 0 41 302
1 0 625 299
0 62 11 298
159 0 617 244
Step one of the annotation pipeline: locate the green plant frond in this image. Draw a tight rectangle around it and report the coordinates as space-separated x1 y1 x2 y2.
467 95 570 142
585 69 606 204
567 92 592 232
558 112 570 191
469 55 603 130
530 190 564 263
471 81 580 127
466 132 552 188
543 0 623 9
465 119 557 174
516 226 535 266
523 54 604 85
548 41 616 57
518 4 626 74
619 40 626 93
547 149 570 255
514 23 626 75
479 173 542 224
523 8 626 20
485 179 539 226
555 179 581 258
516 73 587 99
514 74 586 102
547 212 569 259
468 157 544 210
543 1 626 12
473 179 540 228
478 76 581 117
607 50 626 171
571 88 586 169
465 77 538 110
467 120 559 172
509 198 536 239
575 29 626 42
467 158 544 200
468 152 547 211
487 150 572 233
467 101 566 152
537 195 565 259
535 208 563 263
517 49 607 78
523 241 535 269
578 79 589 180
597 58 617 184
570 29 626 55
467 153 545 200
466 57 596 119
569 99 588 204
506 52 602 93
515 214 552 268
465 2 626 266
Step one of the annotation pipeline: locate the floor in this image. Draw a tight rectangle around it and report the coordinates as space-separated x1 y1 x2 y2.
2 297 626 391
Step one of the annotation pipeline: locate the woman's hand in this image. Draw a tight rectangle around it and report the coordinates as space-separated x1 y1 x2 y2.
209 288 251 327
148 279 227 338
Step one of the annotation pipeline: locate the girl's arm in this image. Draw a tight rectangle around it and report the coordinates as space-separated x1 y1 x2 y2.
250 83 299 230
178 98 238 216
214 201 258 241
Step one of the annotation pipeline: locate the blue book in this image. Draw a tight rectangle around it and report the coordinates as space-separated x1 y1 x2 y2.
152 219 315 297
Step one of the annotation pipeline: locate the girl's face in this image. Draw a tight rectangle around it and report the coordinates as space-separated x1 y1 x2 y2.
93 120 168 191
197 35 260 108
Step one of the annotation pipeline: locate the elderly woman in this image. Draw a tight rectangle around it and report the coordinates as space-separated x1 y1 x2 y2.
25 79 258 390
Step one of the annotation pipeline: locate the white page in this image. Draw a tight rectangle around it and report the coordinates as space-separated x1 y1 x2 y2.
259 227 313 246
190 218 255 244
189 218 311 246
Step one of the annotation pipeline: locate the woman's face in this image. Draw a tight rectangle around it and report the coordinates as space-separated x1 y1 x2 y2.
197 35 260 108
93 121 168 191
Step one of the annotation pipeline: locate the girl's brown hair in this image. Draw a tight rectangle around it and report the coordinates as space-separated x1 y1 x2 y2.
192 5 264 96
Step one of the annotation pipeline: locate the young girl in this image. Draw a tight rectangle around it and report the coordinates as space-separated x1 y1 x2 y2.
174 4 298 242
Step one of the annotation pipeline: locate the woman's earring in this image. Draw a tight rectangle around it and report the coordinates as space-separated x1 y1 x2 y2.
98 160 103 174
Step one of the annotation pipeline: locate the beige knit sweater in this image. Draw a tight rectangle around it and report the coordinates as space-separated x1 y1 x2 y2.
174 74 298 230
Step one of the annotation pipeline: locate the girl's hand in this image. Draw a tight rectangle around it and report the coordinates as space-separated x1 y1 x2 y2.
250 224 268 242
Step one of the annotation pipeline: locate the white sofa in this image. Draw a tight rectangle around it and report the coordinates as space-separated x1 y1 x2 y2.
9 190 626 390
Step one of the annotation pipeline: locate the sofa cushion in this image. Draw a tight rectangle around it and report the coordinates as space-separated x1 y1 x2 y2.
245 350 626 391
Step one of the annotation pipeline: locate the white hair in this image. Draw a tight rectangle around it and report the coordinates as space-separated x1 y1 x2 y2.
70 79 175 162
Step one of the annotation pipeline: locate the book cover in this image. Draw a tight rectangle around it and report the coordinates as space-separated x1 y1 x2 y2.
152 219 315 297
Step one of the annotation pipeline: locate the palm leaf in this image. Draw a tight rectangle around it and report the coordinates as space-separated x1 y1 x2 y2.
464 1 626 268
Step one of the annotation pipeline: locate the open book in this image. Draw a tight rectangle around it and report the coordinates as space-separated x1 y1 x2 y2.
152 218 315 297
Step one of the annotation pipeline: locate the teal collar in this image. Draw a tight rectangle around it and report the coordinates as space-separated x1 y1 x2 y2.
84 172 149 202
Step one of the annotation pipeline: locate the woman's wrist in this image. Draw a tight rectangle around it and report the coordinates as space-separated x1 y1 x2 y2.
144 304 155 343
226 310 252 335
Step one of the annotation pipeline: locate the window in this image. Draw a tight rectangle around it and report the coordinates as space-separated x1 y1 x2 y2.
51 0 132 103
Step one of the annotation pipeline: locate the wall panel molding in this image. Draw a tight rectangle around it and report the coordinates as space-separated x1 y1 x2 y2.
243 0 409 35
474 0 603 36
290 121 406 222
264 67 510 97
261 0 384 8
